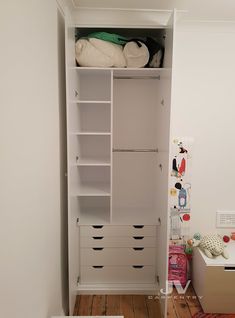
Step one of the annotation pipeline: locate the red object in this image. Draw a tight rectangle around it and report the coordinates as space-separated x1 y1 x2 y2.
178 158 186 176
183 214 190 221
223 235 230 243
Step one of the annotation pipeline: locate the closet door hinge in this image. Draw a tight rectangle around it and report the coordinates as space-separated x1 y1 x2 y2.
161 99 165 106
76 218 80 226
77 276 80 284
74 90 79 98
158 217 161 225
156 275 160 285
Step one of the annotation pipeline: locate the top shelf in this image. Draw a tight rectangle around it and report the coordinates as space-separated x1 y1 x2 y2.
69 67 170 71
68 67 171 78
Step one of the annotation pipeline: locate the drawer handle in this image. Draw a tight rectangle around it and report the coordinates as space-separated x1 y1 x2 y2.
133 236 144 240
92 225 103 229
133 225 144 229
224 266 235 271
92 266 104 269
92 236 104 240
92 248 104 251
133 247 144 251
132 265 144 269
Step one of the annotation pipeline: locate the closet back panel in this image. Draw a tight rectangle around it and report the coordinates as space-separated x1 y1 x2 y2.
113 79 161 149
71 196 110 224
69 102 111 133
112 153 158 224
70 166 110 189
69 135 110 164
68 71 111 101
112 78 163 224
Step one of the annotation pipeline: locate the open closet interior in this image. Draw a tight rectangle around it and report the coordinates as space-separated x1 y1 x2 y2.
65 3 175 316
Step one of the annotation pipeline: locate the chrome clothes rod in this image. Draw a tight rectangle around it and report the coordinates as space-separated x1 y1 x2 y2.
113 75 160 80
113 148 158 153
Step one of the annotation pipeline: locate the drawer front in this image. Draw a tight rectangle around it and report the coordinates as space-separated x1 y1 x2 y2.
80 265 155 284
80 247 155 266
80 236 156 248
80 225 156 237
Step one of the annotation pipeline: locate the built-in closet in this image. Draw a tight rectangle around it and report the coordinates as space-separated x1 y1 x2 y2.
64 2 176 316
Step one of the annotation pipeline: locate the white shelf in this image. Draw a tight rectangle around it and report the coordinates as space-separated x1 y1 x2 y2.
69 132 111 136
68 67 171 80
71 184 111 197
70 158 111 166
78 208 110 225
69 100 111 104
69 67 170 73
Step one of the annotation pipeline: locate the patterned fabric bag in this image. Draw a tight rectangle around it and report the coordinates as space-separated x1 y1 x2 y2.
168 245 188 287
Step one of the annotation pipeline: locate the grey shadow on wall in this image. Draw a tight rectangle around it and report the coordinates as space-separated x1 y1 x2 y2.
57 6 69 315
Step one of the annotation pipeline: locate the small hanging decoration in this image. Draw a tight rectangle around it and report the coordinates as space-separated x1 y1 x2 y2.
169 137 194 241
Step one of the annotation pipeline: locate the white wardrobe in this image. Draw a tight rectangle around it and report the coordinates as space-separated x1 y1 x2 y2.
64 2 176 316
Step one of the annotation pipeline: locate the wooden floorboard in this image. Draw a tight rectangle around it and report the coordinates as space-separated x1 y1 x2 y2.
120 295 135 318
133 295 149 318
76 295 93 316
106 295 121 316
73 290 201 317
145 295 162 318
185 285 203 316
73 295 80 316
172 287 200 318
91 295 106 316
167 296 178 318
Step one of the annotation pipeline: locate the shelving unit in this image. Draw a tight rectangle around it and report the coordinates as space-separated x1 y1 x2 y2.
64 3 176 317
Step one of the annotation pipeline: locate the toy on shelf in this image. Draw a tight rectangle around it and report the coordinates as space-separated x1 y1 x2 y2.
193 234 229 259
223 235 230 243
231 232 235 240
193 232 201 241
184 239 194 260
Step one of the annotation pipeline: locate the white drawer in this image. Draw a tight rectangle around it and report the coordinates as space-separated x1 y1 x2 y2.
80 247 155 266
80 225 156 237
80 236 156 248
80 265 155 284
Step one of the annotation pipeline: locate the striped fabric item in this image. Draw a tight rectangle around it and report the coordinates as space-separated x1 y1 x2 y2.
193 313 235 318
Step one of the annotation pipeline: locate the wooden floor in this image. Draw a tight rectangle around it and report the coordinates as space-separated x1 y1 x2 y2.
167 285 202 318
73 286 202 317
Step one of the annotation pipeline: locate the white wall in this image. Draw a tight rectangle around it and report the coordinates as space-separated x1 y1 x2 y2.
0 1 67 317
172 21 235 235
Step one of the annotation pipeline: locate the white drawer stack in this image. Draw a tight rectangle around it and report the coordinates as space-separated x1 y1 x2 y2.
80 225 157 284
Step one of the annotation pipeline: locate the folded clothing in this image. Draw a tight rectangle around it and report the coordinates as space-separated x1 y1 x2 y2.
75 38 126 67
123 41 149 68
75 33 164 68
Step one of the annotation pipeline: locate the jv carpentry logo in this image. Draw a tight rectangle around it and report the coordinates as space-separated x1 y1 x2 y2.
148 280 203 300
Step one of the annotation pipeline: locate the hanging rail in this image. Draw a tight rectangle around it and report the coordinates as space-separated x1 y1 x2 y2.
113 75 160 80
113 148 158 153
